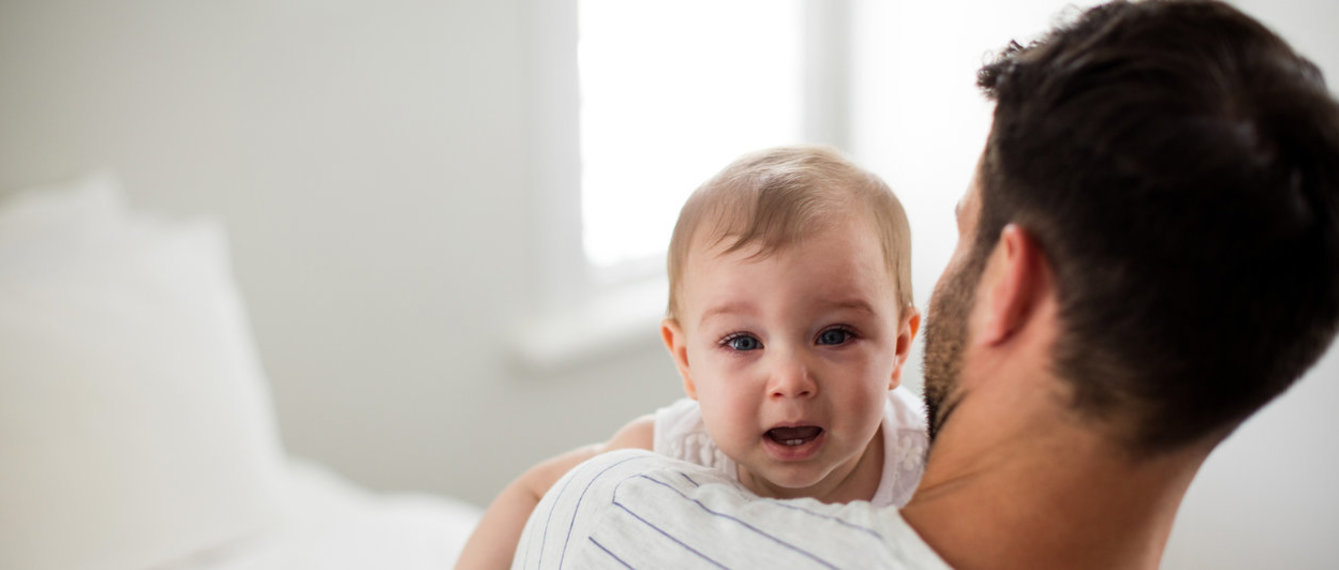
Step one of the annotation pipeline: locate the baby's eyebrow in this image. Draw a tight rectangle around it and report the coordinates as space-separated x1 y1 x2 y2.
699 301 753 323
825 299 877 316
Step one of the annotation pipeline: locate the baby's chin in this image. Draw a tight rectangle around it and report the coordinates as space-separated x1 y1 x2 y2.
736 435 882 500
735 458 847 498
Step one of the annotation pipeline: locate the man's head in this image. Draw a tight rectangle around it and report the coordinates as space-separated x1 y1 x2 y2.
923 0 1339 454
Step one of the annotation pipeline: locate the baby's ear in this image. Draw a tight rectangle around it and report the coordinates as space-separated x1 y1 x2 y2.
661 318 697 399
889 308 921 390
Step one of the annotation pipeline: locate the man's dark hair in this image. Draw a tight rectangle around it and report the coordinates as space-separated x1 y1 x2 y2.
975 0 1339 453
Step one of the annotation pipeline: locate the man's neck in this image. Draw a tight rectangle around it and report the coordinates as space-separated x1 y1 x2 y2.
901 391 1208 569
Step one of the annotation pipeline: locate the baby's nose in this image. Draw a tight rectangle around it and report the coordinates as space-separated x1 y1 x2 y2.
768 354 817 399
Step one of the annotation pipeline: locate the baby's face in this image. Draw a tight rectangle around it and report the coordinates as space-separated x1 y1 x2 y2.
667 214 909 499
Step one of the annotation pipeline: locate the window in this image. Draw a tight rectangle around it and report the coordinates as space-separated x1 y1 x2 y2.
517 0 850 369
578 0 808 278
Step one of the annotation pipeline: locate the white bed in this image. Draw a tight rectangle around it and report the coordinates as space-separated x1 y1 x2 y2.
164 458 480 570
0 174 480 570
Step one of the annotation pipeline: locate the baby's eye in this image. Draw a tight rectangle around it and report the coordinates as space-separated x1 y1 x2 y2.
817 328 853 346
723 334 762 351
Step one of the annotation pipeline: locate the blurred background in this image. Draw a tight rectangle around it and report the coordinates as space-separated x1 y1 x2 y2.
1 0 1335 567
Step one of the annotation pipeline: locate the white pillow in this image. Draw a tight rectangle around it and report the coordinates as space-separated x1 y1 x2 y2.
0 172 125 256
0 176 285 570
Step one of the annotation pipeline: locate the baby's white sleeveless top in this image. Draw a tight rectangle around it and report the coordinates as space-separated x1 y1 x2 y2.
651 387 928 507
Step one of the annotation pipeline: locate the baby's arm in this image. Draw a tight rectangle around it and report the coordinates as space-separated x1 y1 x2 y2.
454 415 654 570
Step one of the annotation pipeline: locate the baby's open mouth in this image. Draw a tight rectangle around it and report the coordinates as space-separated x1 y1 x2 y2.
766 426 823 446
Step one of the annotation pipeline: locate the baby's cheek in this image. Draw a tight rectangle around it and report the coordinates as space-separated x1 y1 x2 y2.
698 398 756 448
849 384 889 426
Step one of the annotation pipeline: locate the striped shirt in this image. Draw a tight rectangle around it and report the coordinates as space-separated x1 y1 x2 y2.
513 450 951 569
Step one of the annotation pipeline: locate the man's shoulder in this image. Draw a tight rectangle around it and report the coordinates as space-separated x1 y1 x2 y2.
514 450 952 569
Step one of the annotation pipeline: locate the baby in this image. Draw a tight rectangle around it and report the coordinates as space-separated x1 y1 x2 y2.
457 146 927 569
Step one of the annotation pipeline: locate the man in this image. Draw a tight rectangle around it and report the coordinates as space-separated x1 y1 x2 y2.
510 1 1339 568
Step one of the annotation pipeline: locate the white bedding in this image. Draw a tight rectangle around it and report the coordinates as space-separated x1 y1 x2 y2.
167 459 481 570
0 174 480 569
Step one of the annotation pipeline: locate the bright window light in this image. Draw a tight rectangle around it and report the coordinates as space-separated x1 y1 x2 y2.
578 0 805 271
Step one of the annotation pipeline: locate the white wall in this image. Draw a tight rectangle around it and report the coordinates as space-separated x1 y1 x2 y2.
1 0 1335 567
0 0 683 508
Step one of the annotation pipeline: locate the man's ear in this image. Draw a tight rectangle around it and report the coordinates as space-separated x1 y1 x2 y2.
889 308 921 390
661 318 698 399
977 224 1049 346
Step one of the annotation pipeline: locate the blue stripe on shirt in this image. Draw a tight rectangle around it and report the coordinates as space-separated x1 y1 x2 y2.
616 474 839 569
611 497 730 568
761 499 885 540
587 536 636 569
548 454 653 569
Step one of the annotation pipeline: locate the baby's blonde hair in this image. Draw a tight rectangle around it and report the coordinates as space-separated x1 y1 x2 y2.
666 145 913 320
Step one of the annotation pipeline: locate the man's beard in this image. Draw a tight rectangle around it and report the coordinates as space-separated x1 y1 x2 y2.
922 255 982 443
